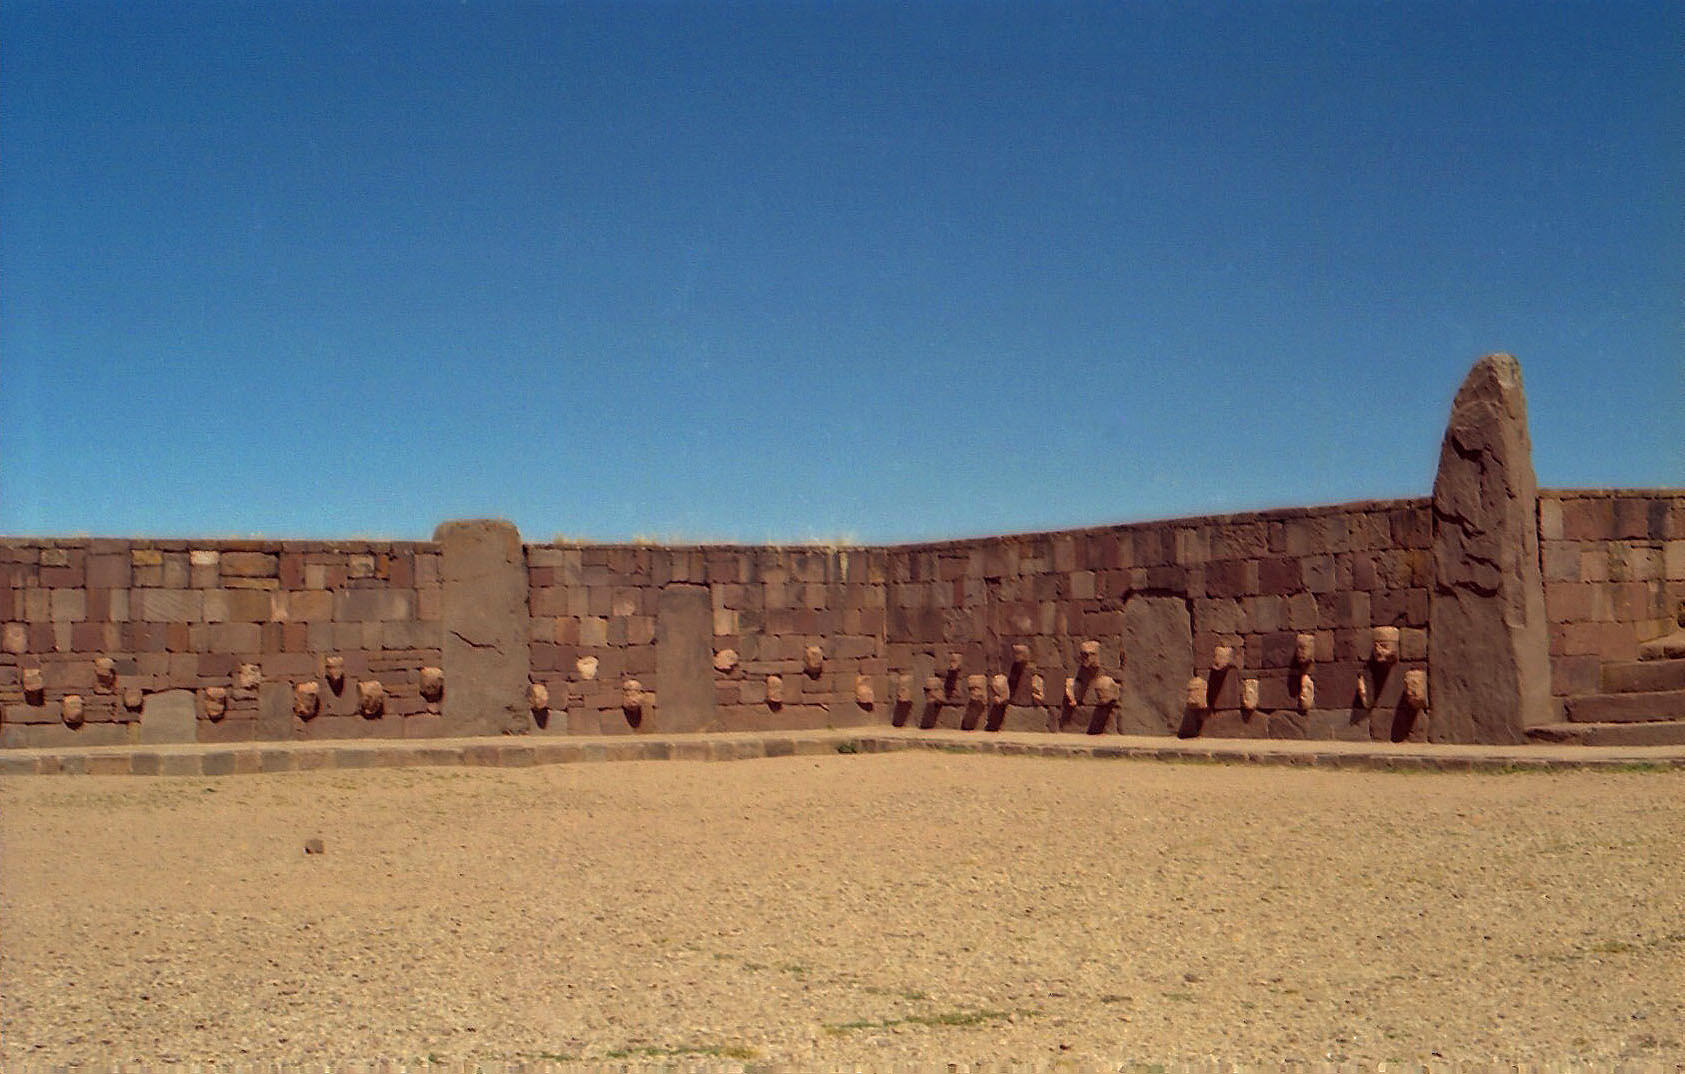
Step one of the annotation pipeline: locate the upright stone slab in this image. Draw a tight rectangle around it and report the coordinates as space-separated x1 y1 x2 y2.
1118 595 1193 735
137 689 198 744
655 584 718 732
435 519 530 736
1428 354 1552 743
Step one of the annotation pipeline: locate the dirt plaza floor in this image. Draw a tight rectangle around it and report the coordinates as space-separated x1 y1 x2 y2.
2 752 1683 1071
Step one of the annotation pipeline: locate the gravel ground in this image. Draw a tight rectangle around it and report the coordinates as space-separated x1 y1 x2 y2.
2 754 1682 1071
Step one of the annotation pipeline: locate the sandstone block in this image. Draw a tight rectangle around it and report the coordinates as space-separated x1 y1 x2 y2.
1118 595 1192 735
435 520 530 735
1428 355 1551 742
655 583 716 732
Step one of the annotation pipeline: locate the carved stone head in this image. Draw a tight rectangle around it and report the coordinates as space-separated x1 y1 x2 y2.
1297 675 1315 713
1371 626 1400 666
1010 644 1031 668
123 686 144 713
1356 676 1372 709
803 645 824 677
948 652 964 673
854 675 874 708
527 682 550 712
990 673 1010 704
323 655 346 692
765 674 783 706
1241 678 1260 711
576 655 599 681
234 662 262 691
1294 634 1317 667
966 674 987 703
1184 677 1207 711
61 693 85 728
93 656 117 693
1079 640 1101 671
21 667 43 698
356 679 384 717
1030 674 1046 704
895 673 912 704
1094 675 1120 706
1403 669 1428 711
620 679 644 713
923 675 944 704
713 648 739 674
293 681 320 719
1063 677 1078 706
1212 645 1234 672
419 666 444 703
203 686 228 721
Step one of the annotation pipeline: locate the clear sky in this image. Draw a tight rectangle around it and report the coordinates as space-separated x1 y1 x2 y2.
3 1 1679 543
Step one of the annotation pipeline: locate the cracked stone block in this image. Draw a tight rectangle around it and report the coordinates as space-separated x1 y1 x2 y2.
61 694 84 728
293 681 320 719
435 519 530 736
1371 626 1400 666
990 673 1010 704
419 666 444 702
527 682 549 712
203 686 228 721
713 649 739 674
1241 678 1260 711
234 662 262 690
1428 354 1550 742
576 656 599 681
93 657 117 693
1404 669 1428 711
356 680 384 717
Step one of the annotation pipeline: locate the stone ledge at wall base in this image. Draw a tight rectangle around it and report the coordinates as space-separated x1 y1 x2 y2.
3 727 1683 778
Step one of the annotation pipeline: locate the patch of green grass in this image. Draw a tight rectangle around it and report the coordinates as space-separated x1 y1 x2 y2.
835 741 860 754
824 1008 1032 1034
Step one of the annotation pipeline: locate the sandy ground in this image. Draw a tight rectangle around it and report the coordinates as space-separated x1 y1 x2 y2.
2 753 1683 1071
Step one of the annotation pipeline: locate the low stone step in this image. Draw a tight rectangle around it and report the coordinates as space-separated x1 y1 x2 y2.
1565 689 1685 724
1602 658 1685 694
1528 721 1685 748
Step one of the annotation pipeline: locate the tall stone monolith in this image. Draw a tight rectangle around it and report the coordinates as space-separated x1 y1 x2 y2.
1428 354 1552 743
435 519 531 736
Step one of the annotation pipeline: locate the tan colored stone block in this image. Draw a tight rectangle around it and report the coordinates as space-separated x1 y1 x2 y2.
131 549 163 568
3 623 27 654
220 552 278 578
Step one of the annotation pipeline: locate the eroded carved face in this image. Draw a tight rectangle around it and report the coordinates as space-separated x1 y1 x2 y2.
803 645 824 675
713 649 739 674
123 686 144 712
854 676 875 707
895 674 912 704
1030 674 1046 704
1403 669 1428 710
419 666 444 702
621 679 644 712
1294 634 1317 667
1094 675 1120 706
93 656 117 692
576 656 599 681
1212 645 1234 672
1079 641 1101 671
527 682 550 712
61 694 84 727
1010 644 1031 668
356 680 384 717
947 652 964 673
1371 626 1400 665
203 686 228 720
1184 677 1206 710
293 681 320 719
1297 675 1315 713
324 656 346 688
966 674 987 703
990 673 1010 704
923 676 944 704
765 674 783 705
21 668 43 696
234 663 262 690
1241 678 1260 711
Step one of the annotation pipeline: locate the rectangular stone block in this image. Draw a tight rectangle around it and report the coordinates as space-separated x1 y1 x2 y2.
220 552 279 578
134 589 204 623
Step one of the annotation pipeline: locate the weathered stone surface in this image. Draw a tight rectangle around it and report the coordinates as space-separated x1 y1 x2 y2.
323 655 346 692
713 648 739 674
766 674 785 706
138 689 197 744
655 584 716 731
1371 626 1400 665
1118 595 1193 735
357 680 384 717
854 676 874 708
803 645 824 677
259 682 295 737
1241 678 1259 711
234 662 262 690
93 656 117 693
1404 669 1428 711
419 666 444 702
61 694 84 728
202 686 228 720
1183 677 1205 711
435 520 530 735
1428 354 1551 743
576 655 599 681
526 682 549 712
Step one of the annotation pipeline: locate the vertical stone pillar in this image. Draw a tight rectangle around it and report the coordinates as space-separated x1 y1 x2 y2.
655 583 718 732
1428 355 1552 743
435 519 530 736
1118 594 1193 735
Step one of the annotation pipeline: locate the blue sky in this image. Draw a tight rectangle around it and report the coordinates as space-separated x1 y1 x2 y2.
3 1 1679 542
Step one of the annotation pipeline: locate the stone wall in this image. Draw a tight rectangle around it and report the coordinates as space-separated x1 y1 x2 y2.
1539 490 1685 701
0 540 443 748
2 492 1679 749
